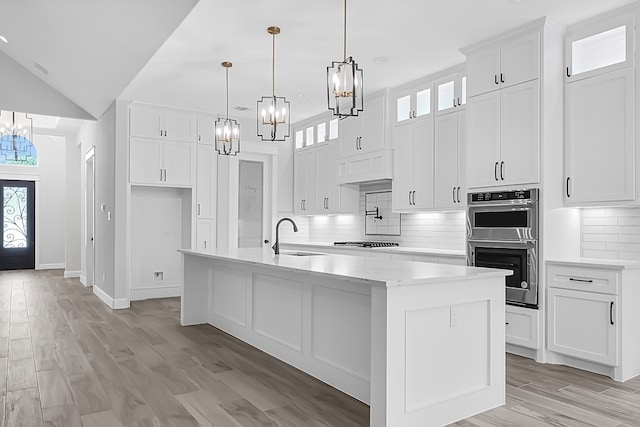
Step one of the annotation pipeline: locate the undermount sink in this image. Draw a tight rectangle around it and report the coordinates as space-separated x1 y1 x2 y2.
279 251 327 257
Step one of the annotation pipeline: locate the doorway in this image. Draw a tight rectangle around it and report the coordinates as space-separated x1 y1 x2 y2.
0 180 36 270
85 149 95 286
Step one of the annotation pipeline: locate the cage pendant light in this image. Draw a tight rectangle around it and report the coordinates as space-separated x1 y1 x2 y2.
327 0 363 118
257 26 291 142
0 111 33 161
215 62 240 156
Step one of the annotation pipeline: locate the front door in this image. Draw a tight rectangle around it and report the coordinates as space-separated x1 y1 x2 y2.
1 180 35 270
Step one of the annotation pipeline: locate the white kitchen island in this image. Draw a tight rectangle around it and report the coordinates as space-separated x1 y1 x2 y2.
179 248 510 427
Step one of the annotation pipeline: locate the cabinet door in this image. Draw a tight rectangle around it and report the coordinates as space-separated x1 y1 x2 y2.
129 137 162 184
466 46 500 98
392 125 414 210
548 288 618 366
412 119 434 209
500 80 540 186
565 68 634 203
325 144 342 213
394 89 413 125
196 144 215 218
315 145 330 211
293 151 307 214
163 110 195 143
339 115 361 157
361 95 385 152
466 91 501 189
500 31 540 89
196 115 215 144
196 219 214 251
163 140 194 186
130 105 163 139
434 113 460 208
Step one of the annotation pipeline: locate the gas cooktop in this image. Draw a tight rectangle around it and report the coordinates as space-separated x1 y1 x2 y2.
333 241 400 248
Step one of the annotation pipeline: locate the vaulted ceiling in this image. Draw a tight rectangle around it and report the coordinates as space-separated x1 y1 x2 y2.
1 0 637 124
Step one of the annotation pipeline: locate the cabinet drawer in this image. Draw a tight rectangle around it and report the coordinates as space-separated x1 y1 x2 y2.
547 264 619 294
505 306 539 349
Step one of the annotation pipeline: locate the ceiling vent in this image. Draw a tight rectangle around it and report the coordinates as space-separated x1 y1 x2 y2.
234 106 250 112
34 62 49 75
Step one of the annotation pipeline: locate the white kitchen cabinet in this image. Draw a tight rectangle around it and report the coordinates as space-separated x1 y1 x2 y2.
196 219 215 251
546 261 640 381
564 67 634 205
393 80 433 126
335 91 392 184
295 114 339 150
294 149 316 214
314 144 359 214
196 115 215 144
196 143 216 218
129 137 194 186
505 305 540 350
392 118 434 211
130 104 195 143
565 16 632 83
466 79 539 189
436 72 466 115
434 111 465 208
465 31 540 98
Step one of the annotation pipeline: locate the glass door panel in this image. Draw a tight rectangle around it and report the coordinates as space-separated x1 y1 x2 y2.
416 88 431 117
438 81 455 111
572 25 626 75
238 161 264 248
396 95 411 122
1 180 35 270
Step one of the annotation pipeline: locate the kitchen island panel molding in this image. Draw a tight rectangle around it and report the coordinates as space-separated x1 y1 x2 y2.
180 248 508 426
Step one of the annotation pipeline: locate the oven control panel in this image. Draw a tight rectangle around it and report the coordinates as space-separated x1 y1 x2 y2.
470 189 535 203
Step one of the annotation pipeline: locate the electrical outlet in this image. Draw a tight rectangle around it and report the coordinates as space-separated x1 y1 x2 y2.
450 306 459 328
153 272 163 281
107 212 111 221
100 203 106 212
102 272 106 282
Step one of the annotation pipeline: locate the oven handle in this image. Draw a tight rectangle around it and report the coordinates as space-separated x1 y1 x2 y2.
468 239 537 245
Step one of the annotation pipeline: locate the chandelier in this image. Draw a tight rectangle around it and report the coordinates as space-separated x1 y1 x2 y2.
215 62 240 156
0 111 34 162
327 0 363 118
257 26 290 142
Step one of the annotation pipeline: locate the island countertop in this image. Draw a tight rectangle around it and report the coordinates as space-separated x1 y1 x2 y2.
178 247 510 287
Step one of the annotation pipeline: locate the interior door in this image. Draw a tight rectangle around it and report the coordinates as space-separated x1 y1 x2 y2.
1 180 35 270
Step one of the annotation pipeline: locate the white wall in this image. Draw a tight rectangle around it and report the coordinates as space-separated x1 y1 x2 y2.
65 137 82 276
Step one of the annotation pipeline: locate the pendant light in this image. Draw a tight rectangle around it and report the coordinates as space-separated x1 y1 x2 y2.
215 61 240 156
257 26 290 142
327 0 363 118
0 111 34 162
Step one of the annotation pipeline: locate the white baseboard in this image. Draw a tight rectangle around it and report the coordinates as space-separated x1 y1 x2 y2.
80 275 88 286
130 285 180 301
64 270 81 278
37 263 65 270
93 286 130 310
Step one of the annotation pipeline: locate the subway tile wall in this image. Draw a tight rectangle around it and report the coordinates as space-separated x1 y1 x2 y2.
581 208 640 260
279 192 466 249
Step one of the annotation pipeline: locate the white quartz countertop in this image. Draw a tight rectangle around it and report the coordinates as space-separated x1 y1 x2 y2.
280 242 466 258
179 247 509 287
547 257 640 270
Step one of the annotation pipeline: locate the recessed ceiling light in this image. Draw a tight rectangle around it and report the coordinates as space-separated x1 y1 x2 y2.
0 36 8 44
372 56 389 64
234 106 250 112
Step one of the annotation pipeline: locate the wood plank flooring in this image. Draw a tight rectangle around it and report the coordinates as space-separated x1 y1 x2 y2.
0 269 639 426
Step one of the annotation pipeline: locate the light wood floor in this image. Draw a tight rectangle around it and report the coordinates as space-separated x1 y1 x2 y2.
1 270 639 427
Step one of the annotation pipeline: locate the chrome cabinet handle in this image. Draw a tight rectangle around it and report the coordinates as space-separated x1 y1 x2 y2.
409 191 412 206
197 204 201 216
164 169 167 182
500 161 504 180
412 190 416 206
204 240 207 249
160 169 163 181
494 162 499 181
569 277 593 283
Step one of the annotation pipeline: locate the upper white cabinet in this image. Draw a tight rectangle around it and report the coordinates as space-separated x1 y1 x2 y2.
466 31 540 98
129 104 196 187
336 90 393 184
434 111 465 208
392 118 434 211
466 79 540 189
564 16 636 206
565 16 633 82
130 104 195 143
295 115 339 150
393 80 433 126
436 73 467 115
196 143 216 218
196 115 215 144
294 148 316 214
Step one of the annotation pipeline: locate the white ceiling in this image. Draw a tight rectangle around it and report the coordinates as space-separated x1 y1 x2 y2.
2 0 638 125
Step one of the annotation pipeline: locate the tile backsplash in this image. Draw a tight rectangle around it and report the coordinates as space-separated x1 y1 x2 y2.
279 191 466 250
581 207 640 260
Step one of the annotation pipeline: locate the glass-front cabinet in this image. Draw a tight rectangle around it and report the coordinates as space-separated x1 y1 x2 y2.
294 114 339 150
436 72 467 115
393 79 433 126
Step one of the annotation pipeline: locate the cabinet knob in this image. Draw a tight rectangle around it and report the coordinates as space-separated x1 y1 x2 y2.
264 239 269 244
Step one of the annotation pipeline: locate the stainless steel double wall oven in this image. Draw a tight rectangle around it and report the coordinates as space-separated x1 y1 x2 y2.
467 189 539 308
